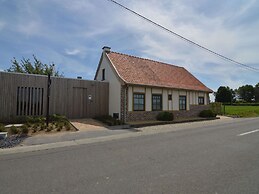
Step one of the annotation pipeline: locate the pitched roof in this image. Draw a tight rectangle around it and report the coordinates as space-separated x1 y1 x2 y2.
105 51 213 93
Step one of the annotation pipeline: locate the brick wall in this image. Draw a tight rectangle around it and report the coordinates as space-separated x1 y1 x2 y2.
126 105 210 122
120 85 128 122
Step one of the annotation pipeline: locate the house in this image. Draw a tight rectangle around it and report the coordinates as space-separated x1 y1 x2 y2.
95 46 213 122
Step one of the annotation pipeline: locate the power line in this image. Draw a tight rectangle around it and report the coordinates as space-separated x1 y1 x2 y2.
107 0 259 73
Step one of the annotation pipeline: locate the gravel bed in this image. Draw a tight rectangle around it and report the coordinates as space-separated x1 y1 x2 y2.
0 134 27 149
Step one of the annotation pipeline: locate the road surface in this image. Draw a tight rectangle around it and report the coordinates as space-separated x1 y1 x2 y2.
0 118 259 194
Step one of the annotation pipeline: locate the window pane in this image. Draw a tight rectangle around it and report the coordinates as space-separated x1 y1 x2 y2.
152 94 162 111
133 93 145 111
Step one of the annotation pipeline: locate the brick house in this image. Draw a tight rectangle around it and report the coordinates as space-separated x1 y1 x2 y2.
94 46 213 122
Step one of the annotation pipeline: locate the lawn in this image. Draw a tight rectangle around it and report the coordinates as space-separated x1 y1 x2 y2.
224 105 259 117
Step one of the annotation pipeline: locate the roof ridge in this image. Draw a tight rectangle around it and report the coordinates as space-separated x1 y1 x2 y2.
110 51 183 69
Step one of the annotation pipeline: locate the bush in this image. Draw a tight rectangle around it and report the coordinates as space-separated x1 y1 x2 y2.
46 125 53 132
56 123 64 131
50 114 67 122
10 126 19 134
95 115 123 126
156 112 174 121
210 102 222 115
21 125 29 134
0 123 6 132
199 110 216 118
26 116 45 124
39 123 46 131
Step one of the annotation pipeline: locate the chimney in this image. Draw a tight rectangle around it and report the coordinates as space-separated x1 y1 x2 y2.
102 46 111 53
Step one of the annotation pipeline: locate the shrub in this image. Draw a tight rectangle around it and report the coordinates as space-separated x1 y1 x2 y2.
56 122 63 131
199 110 216 118
210 102 222 115
26 116 45 124
156 112 174 121
95 115 123 126
21 125 29 134
50 114 67 122
0 123 6 132
46 125 53 132
10 126 19 134
40 123 46 131
64 121 71 131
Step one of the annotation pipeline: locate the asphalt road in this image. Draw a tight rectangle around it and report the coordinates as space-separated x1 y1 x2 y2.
0 118 259 194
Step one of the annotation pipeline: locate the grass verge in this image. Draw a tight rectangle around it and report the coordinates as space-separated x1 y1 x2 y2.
225 106 259 117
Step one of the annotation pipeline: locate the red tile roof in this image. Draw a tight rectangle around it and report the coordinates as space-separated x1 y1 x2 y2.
106 51 213 93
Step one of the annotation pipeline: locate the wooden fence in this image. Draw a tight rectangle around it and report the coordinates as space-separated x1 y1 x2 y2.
0 72 109 122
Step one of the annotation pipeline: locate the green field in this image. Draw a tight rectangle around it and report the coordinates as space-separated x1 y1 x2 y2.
224 106 259 117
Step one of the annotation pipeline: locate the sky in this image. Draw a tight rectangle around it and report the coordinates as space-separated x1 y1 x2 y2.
0 0 259 99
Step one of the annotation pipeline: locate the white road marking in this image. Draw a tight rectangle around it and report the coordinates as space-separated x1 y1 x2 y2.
238 129 259 136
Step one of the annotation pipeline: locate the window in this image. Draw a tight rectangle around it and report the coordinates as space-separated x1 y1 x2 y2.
133 93 145 111
168 94 172 101
198 97 204 105
152 94 162 111
16 86 44 116
102 69 105 80
179 95 186 110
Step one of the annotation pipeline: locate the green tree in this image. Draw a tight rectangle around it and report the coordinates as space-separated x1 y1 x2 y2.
237 85 255 102
215 86 233 103
255 83 259 102
6 55 63 77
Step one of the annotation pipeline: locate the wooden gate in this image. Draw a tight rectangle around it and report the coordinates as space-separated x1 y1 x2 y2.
72 87 88 118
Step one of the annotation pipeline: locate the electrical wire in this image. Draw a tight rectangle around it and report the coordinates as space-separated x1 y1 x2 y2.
107 0 259 72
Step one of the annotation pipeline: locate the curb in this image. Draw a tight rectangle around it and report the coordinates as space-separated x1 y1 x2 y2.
128 117 220 128
0 132 141 156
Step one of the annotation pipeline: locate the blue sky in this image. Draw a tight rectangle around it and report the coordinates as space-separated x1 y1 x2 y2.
1 0 259 95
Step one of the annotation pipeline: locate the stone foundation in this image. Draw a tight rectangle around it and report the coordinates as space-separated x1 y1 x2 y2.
126 105 210 122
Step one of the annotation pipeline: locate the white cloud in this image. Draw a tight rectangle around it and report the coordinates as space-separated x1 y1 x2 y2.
65 49 81 56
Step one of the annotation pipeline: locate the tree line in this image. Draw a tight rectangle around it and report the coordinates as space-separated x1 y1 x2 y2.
215 84 259 103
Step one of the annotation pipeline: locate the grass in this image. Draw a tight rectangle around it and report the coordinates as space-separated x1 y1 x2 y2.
224 105 259 117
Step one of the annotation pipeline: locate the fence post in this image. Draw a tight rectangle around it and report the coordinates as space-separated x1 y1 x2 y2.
46 74 51 126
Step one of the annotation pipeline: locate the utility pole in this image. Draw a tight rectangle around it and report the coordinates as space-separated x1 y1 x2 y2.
46 73 51 126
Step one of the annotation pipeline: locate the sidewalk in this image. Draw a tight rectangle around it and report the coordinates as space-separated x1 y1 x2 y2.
0 116 236 155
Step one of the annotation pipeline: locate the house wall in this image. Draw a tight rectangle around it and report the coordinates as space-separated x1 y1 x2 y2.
127 85 210 121
95 53 121 118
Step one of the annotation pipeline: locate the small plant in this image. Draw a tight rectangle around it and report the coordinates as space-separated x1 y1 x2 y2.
46 125 53 132
0 123 6 132
40 123 46 131
95 115 123 126
32 123 40 132
10 126 19 134
21 125 29 134
156 112 174 121
199 110 216 118
26 122 32 127
26 116 45 124
56 123 63 131
50 114 67 122
64 121 71 131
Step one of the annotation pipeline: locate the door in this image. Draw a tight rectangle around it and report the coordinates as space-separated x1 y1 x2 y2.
72 87 87 118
